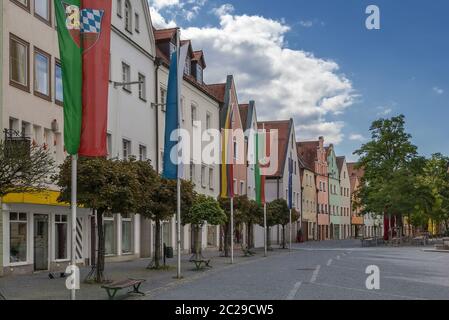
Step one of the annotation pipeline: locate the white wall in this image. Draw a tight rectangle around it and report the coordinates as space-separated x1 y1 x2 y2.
157 66 221 252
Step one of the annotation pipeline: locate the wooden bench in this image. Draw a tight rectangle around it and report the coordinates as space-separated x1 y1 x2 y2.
241 245 256 257
101 278 146 300
190 259 211 270
412 236 426 246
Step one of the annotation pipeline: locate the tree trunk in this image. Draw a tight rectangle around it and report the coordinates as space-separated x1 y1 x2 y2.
223 222 230 257
195 225 201 260
96 209 105 283
154 219 161 269
247 223 253 249
281 225 286 249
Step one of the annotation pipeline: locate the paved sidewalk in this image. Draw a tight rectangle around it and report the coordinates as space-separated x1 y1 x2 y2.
0 248 289 300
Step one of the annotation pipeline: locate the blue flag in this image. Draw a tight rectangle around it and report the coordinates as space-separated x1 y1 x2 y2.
162 51 179 180
163 43 189 180
288 156 293 209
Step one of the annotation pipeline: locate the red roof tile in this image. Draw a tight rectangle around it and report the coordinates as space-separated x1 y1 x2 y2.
297 141 319 171
154 28 177 42
207 84 226 103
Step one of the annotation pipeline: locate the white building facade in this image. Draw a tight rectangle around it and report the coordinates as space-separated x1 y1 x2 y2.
105 0 158 262
153 29 221 254
260 120 302 246
1 0 92 275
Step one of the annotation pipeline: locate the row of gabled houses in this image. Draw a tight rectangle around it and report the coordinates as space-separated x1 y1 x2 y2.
0 0 382 276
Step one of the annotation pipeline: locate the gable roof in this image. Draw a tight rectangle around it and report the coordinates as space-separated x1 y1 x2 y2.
192 50 206 68
238 104 249 130
336 156 346 173
297 141 318 171
258 119 293 178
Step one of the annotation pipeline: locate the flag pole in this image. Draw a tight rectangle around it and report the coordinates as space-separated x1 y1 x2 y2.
231 196 234 264
264 203 267 257
176 177 182 278
289 209 292 251
71 154 77 300
176 27 182 279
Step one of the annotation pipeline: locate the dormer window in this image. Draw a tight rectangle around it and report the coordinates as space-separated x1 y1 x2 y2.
124 0 132 33
196 64 203 83
184 56 191 75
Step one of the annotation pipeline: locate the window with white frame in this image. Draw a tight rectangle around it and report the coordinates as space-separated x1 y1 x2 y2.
121 214 132 254
104 214 115 256
160 87 167 112
138 73 146 100
240 181 245 195
135 13 140 32
122 62 131 92
206 112 211 130
184 56 191 75
191 105 197 127
139 145 147 161
122 139 131 159
124 0 132 32
9 212 28 263
117 0 122 17
54 215 68 260
201 165 206 188
209 167 214 190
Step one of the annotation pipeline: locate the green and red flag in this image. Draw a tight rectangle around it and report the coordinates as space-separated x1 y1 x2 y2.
55 0 111 156
255 129 267 205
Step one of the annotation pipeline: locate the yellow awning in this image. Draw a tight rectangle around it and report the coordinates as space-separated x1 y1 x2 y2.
2 191 69 207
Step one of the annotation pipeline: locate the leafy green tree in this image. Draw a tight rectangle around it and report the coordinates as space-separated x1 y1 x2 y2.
56 157 139 282
235 197 263 249
353 115 422 239
218 197 233 257
268 199 299 249
414 154 449 234
139 176 196 269
0 140 55 197
183 195 227 260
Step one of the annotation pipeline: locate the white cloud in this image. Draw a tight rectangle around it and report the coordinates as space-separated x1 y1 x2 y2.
376 106 392 116
150 7 177 28
433 87 444 95
149 0 207 24
150 3 357 144
299 20 313 28
212 4 234 17
349 134 366 142
151 0 180 10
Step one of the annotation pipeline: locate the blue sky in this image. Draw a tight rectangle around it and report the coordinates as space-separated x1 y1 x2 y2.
151 0 449 161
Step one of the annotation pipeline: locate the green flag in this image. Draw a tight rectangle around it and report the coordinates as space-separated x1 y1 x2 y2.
255 130 265 205
55 0 83 155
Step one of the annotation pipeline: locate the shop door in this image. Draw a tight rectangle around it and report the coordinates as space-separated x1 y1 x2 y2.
34 214 49 271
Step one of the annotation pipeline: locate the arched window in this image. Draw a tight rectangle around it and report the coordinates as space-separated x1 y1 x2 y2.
125 0 132 32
